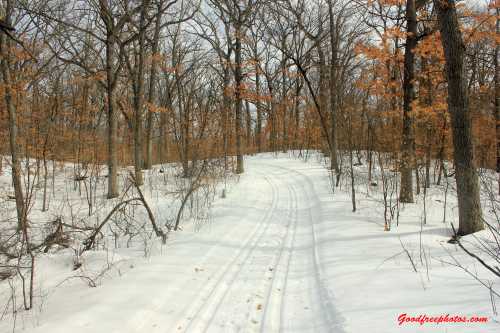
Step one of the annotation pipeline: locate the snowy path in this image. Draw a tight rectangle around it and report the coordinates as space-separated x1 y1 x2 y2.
24 157 345 333
4 154 500 333
168 163 343 333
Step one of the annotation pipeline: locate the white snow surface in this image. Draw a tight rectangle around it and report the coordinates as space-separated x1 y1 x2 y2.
1 153 499 332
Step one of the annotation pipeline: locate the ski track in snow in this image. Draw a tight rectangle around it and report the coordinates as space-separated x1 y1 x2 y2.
11 158 346 333
126 170 281 333
169 162 344 333
172 163 339 332
173 171 281 333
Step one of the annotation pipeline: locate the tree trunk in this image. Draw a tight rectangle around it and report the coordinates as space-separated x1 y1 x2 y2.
415 165 420 195
399 0 417 203
435 0 483 235
234 21 244 173
160 76 173 164
222 68 231 171
348 106 356 212
294 77 301 150
422 56 434 189
145 7 162 170
269 93 277 152
159 111 168 163
182 111 189 178
367 115 374 183
328 0 340 175
106 63 119 198
245 99 252 150
1 16 26 230
131 0 150 186
42 157 49 212
255 65 263 153
318 46 329 156
425 144 431 188
281 44 288 153
101 3 119 199
495 5 500 194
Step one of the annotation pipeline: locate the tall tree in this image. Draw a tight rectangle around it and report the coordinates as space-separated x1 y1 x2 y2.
99 0 129 198
125 0 152 186
399 0 418 203
145 1 163 170
210 0 260 174
234 11 245 173
327 0 341 177
434 0 483 235
0 0 25 230
145 0 196 169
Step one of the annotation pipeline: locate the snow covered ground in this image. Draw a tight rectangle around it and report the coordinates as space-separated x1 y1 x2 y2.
1 153 499 332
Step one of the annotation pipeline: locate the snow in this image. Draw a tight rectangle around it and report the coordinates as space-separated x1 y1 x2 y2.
0 153 499 332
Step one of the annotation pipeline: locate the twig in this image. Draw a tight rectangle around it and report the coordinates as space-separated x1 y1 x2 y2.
451 224 500 278
399 237 418 273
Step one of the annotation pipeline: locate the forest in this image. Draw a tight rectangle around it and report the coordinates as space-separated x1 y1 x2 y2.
0 0 499 332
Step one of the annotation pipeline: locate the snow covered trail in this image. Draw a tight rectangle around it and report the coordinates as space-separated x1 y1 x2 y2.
21 156 345 333
5 154 498 333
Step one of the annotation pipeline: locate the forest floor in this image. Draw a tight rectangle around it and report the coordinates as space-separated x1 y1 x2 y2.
1 153 499 332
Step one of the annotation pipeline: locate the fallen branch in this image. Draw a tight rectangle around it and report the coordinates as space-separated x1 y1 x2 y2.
451 224 500 278
82 198 142 252
55 275 96 288
130 173 167 244
174 161 208 231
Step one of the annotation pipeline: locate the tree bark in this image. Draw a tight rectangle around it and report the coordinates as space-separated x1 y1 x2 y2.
317 46 329 155
399 0 417 203
421 56 433 188
328 0 340 175
245 99 252 150
159 110 168 163
294 76 302 150
255 64 263 153
234 21 244 173
160 75 173 164
145 6 162 170
435 0 483 235
495 5 500 194
100 1 119 199
1 10 26 230
222 67 231 171
131 0 150 186
281 41 288 153
176 76 189 177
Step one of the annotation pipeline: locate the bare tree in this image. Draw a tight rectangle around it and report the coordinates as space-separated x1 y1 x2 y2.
99 0 131 198
399 0 418 203
209 0 261 174
1 0 25 231
327 0 341 176
144 0 197 170
434 0 483 236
